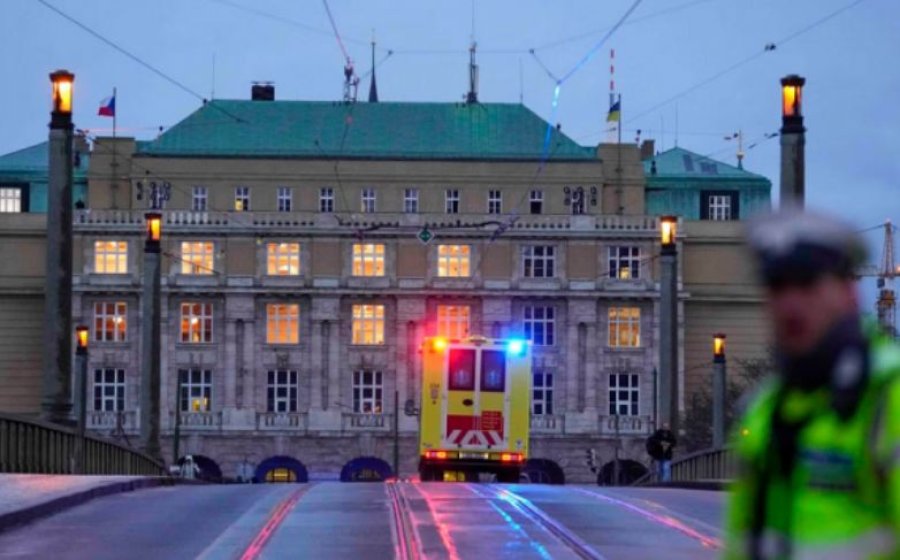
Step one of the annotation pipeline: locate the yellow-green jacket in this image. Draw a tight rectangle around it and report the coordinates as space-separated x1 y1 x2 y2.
725 332 900 559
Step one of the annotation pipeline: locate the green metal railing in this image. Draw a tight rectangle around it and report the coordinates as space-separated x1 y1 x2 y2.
634 446 736 486
0 414 165 476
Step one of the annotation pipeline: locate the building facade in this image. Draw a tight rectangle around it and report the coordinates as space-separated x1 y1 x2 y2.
0 96 772 482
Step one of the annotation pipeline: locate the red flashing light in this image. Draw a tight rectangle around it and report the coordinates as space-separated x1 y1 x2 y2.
432 338 448 352
425 450 449 460
500 453 523 463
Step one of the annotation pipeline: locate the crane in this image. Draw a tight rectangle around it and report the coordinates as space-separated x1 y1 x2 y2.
858 221 897 337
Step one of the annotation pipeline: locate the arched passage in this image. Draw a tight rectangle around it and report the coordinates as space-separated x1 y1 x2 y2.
340 456 393 482
254 455 309 483
522 458 566 485
176 455 223 482
598 459 648 486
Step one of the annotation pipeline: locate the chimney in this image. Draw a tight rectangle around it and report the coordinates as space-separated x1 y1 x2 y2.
640 139 655 160
251 82 275 101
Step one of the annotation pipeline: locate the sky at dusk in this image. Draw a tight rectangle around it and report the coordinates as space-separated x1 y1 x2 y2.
2 0 898 299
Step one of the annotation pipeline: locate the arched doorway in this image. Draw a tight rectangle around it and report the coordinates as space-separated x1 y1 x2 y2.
176 455 223 482
340 457 393 482
522 458 566 485
598 459 648 486
255 456 309 483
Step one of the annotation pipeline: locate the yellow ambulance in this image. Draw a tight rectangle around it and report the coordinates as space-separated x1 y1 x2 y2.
418 335 532 482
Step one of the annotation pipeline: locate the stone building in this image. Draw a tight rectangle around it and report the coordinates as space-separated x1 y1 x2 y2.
0 93 772 482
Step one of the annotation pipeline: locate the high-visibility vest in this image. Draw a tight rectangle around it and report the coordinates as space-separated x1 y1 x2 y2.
724 333 900 560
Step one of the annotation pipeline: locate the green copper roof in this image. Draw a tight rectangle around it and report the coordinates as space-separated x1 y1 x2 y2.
643 147 769 183
137 100 596 161
0 141 88 177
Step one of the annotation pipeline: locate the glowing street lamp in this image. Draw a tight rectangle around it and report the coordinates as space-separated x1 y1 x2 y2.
713 333 726 363
75 325 89 355
74 324 89 472
145 212 162 247
781 75 805 123
660 215 678 254
780 74 806 208
50 70 74 116
712 333 727 447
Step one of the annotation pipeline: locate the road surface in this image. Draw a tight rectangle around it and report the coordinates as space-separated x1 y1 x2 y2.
0 482 724 559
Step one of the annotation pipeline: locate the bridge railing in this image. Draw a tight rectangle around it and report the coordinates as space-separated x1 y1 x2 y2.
633 446 736 486
0 413 165 476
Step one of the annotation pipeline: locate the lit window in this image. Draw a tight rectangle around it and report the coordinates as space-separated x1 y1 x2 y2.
529 190 543 215
361 188 376 213
235 186 250 211
608 246 641 280
437 244 470 277
180 302 213 343
709 195 733 221
404 188 419 214
267 370 298 412
353 370 383 413
523 245 555 278
352 304 385 345
609 307 641 348
180 242 215 275
266 303 299 344
178 368 212 412
94 240 128 274
93 301 127 342
524 305 555 346
93 368 125 412
445 189 459 214
436 305 470 339
267 243 300 276
609 373 639 416
488 190 502 214
532 370 553 415
0 187 23 213
192 186 207 211
320 187 335 213
352 243 385 277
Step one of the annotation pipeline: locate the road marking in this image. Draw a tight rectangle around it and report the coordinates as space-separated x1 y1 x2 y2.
408 481 462 560
237 485 311 560
472 485 607 560
571 487 722 550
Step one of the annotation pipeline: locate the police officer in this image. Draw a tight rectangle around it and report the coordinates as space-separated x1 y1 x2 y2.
725 210 900 559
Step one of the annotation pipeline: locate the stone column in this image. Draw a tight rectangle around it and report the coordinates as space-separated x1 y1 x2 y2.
224 320 237 409
308 297 341 430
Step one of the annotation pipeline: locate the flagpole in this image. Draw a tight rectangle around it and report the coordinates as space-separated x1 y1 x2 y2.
617 94 622 145
112 87 118 209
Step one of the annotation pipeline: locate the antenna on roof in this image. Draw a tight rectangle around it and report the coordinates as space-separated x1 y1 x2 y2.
466 42 479 104
518 57 524 105
368 30 379 103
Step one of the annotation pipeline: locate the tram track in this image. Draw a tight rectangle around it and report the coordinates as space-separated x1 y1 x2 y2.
470 485 608 560
387 480 422 560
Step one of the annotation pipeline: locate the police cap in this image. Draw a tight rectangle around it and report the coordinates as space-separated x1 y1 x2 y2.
745 209 868 288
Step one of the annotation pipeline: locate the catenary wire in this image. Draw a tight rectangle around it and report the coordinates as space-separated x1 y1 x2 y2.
36 0 247 125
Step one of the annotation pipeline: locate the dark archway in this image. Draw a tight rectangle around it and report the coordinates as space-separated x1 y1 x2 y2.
254 456 309 483
340 456 393 482
598 459 648 486
176 455 223 482
522 458 566 485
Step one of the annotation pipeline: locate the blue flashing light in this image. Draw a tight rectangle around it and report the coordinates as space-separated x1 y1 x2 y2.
507 339 526 356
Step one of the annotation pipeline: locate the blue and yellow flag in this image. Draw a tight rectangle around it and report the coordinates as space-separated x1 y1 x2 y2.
606 100 621 123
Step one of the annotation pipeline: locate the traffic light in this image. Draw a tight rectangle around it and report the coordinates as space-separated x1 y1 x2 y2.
585 448 597 473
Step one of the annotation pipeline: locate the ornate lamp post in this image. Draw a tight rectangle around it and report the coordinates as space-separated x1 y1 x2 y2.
780 74 806 208
140 212 163 461
42 70 76 425
712 333 727 448
658 216 679 433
